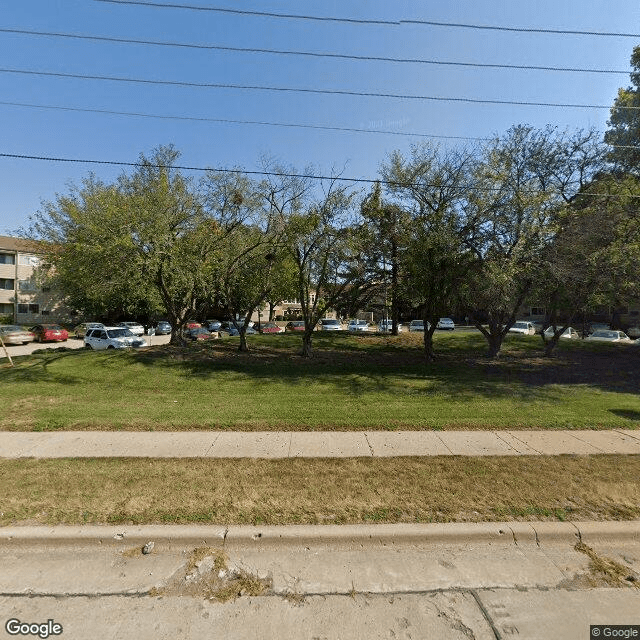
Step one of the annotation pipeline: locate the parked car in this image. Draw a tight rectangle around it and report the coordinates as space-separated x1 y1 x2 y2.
543 326 580 340
348 319 369 332
285 321 306 332
0 325 35 345
118 321 145 336
204 319 221 332
588 322 611 335
72 322 104 338
153 321 172 335
377 319 402 333
227 325 258 336
585 330 632 344
626 325 640 339
320 318 342 331
436 318 455 330
30 324 68 342
508 321 536 336
408 320 425 332
84 326 147 350
184 321 202 330
258 322 284 334
217 321 257 336
183 327 215 341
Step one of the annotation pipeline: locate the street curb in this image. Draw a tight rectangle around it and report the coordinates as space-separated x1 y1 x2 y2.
1 521 637 548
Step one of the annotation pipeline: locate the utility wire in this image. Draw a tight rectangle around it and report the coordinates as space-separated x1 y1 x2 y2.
0 100 488 141
3 99 640 149
0 27 629 75
94 0 640 38
2 67 636 110
2 153 640 199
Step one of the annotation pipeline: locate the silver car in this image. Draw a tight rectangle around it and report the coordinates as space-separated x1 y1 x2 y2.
320 319 342 331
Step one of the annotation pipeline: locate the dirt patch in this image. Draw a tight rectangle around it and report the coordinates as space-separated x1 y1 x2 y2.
573 541 640 588
151 546 271 602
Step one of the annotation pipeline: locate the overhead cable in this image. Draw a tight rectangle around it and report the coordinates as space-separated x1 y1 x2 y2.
0 100 488 141
2 67 636 110
0 27 628 75
2 153 640 199
3 100 640 150
94 0 640 38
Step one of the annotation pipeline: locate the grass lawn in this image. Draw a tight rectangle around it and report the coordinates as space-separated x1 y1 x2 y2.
1 331 639 431
1 455 639 525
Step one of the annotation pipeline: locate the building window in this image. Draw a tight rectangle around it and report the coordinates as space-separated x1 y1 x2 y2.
0 278 15 290
19 255 40 267
42 309 50 316
18 279 37 291
0 303 13 315
0 253 16 265
530 307 545 316
17 303 39 315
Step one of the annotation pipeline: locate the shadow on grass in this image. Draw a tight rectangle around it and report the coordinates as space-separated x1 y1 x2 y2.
3 333 640 405
609 409 640 422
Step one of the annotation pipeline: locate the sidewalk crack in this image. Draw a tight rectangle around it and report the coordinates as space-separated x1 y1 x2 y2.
435 432 454 455
504 431 543 455
204 432 222 457
363 432 374 456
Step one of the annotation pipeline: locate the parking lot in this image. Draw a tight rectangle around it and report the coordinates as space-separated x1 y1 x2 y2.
1 332 171 357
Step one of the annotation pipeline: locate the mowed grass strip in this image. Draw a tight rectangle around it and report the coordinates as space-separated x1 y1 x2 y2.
1 455 639 525
1 332 639 431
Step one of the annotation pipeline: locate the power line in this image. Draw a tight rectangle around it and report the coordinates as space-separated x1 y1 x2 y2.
0 27 629 75
2 99 639 150
2 67 636 110
94 0 640 38
0 100 488 141
3 153 640 199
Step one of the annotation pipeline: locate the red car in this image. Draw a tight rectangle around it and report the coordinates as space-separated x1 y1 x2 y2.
30 324 69 342
259 322 284 334
285 321 306 332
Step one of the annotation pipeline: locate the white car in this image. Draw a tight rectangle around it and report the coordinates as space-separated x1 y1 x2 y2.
320 319 342 331
585 330 632 344
409 320 426 332
377 319 402 333
348 320 369 332
509 321 536 336
436 318 455 330
543 326 580 340
85 326 148 350
627 326 640 339
118 321 145 336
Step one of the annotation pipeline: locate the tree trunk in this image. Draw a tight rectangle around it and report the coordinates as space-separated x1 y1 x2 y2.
269 302 275 322
422 326 437 362
301 331 313 358
238 329 249 352
486 332 503 358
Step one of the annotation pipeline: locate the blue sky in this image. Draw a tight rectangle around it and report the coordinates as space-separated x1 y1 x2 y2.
1 0 639 234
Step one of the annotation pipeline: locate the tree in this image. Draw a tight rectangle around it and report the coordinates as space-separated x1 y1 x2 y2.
381 144 475 361
360 182 408 336
30 146 247 344
264 168 369 357
30 176 162 322
604 45 640 172
463 126 562 358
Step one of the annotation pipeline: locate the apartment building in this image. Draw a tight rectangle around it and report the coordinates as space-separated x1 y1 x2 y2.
0 235 69 324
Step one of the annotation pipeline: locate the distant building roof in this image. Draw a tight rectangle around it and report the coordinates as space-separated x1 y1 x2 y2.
0 235 43 253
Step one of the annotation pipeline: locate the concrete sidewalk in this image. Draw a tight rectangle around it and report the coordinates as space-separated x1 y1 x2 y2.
1 428 639 458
